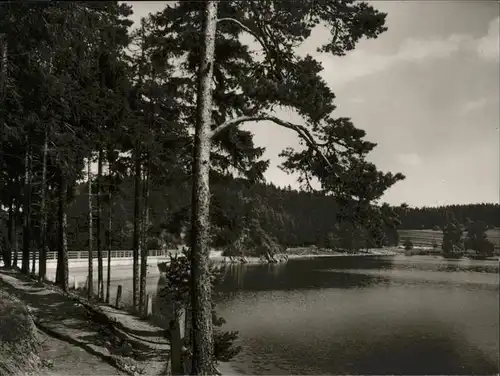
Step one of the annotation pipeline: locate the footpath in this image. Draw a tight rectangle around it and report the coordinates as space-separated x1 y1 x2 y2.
0 269 170 376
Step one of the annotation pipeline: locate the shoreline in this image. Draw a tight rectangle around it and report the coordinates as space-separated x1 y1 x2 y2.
5 250 496 284
70 251 400 281
207 249 398 265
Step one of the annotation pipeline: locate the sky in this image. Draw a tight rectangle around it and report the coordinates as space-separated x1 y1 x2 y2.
124 1 500 208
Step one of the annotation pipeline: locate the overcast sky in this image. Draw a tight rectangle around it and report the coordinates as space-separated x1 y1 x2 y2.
125 1 499 207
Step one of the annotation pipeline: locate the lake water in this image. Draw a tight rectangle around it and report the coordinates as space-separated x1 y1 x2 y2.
110 255 499 375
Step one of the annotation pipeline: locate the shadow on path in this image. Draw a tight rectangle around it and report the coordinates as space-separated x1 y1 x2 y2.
0 269 169 376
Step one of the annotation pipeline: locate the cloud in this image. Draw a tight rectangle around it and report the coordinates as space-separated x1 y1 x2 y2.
476 17 499 61
318 17 499 87
126 1 170 28
318 35 466 87
396 153 422 167
346 97 366 104
462 97 497 112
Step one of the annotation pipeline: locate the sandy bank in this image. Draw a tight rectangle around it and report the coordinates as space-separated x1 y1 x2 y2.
0 292 41 376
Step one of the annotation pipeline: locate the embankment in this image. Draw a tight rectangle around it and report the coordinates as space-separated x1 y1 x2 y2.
0 292 41 376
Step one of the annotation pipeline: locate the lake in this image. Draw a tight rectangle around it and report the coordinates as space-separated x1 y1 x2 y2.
110 255 499 375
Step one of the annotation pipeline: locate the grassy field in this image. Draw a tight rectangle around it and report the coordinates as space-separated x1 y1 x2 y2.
398 228 500 252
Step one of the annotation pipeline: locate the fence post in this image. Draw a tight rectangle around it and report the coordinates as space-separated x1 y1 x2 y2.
115 285 122 309
178 305 186 340
182 302 192 375
170 301 184 375
142 293 153 319
146 294 153 317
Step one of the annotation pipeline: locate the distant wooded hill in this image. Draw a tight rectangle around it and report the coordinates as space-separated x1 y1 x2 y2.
44 176 500 251
398 229 500 251
397 204 500 230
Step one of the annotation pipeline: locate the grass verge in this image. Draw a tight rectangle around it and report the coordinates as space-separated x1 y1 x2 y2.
0 291 41 376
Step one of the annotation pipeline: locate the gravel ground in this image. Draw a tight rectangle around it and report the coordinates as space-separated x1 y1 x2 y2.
37 330 126 376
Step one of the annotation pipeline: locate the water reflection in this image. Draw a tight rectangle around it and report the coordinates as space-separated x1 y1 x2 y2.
235 318 499 375
109 256 499 375
216 256 395 294
214 256 499 375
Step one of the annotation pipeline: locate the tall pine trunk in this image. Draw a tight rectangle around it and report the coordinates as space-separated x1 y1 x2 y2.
4 197 13 268
1 37 10 268
31 167 37 275
31 194 36 275
22 140 32 274
97 149 104 300
0 33 7 101
139 158 150 315
88 156 94 299
57 171 69 291
140 64 155 316
132 147 142 312
47 211 55 272
190 2 218 374
38 128 49 281
12 201 18 268
106 166 113 304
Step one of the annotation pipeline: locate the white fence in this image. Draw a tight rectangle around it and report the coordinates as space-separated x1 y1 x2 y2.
9 249 167 261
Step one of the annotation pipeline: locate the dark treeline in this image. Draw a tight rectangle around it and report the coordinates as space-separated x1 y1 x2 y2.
52 176 499 252
42 175 332 252
397 204 500 230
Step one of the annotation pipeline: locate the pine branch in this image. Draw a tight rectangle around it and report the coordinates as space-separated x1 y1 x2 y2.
217 17 271 59
209 115 332 169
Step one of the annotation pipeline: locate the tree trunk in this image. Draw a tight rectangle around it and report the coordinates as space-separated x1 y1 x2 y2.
31 193 36 275
87 156 94 299
47 209 55 263
39 58 52 281
0 37 10 268
4 197 13 268
13 201 18 268
22 140 32 274
97 149 104 300
190 2 218 374
30 169 37 275
139 158 150 315
132 147 142 312
38 129 48 280
57 171 69 292
106 171 113 304
0 33 7 100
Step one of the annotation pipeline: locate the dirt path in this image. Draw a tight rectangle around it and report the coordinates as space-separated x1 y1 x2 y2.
37 330 126 376
0 269 170 376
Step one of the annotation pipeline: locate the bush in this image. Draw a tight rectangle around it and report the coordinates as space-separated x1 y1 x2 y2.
159 248 241 363
403 238 413 251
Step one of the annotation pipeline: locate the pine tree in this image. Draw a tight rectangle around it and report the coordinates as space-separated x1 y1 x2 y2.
464 220 494 258
442 213 464 258
146 1 392 371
